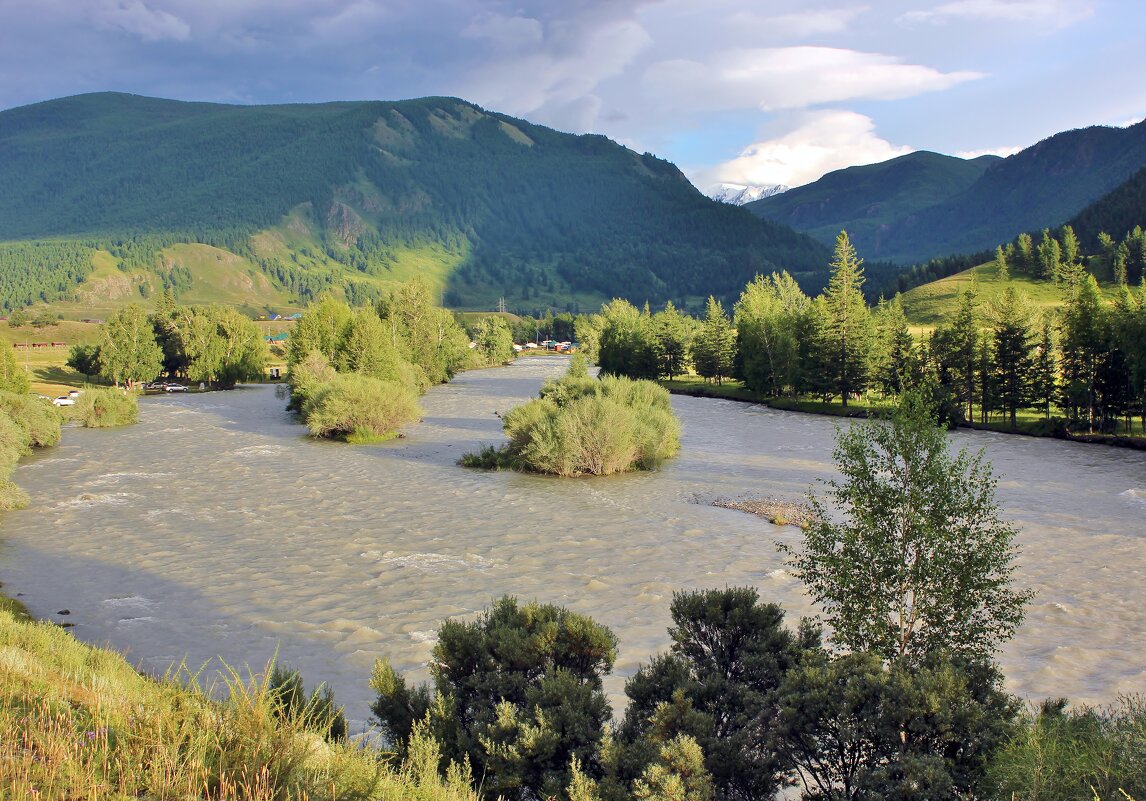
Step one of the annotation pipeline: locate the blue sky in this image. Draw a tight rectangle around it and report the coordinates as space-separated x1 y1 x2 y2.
1 0 1143 191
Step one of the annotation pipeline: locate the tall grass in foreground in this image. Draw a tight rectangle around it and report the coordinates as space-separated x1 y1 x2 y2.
0 608 478 801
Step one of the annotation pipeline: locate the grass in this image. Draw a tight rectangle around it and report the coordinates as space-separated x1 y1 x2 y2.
899 260 1123 328
0 605 481 801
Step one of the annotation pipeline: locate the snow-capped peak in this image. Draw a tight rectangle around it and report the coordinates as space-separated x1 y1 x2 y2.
709 182 789 205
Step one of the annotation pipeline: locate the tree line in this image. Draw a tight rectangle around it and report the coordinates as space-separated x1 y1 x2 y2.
284 278 515 441
67 290 269 390
581 229 1146 435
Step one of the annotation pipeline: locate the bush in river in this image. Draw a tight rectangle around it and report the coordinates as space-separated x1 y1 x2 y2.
301 372 421 442
72 386 139 428
465 359 681 476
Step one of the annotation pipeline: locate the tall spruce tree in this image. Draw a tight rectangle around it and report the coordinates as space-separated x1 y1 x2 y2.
816 231 871 406
991 285 1038 429
693 296 735 385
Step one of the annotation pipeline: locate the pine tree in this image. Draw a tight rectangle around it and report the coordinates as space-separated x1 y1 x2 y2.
991 285 1037 429
1034 319 1057 421
816 231 871 406
692 297 735 384
994 245 1010 282
1037 229 1061 282
1060 275 1106 431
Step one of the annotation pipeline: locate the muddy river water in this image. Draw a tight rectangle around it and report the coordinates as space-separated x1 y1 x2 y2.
3 356 1145 731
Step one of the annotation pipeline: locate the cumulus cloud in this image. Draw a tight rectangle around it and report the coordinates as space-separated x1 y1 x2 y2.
694 110 914 190
955 145 1023 159
89 0 191 42
643 47 981 113
901 0 1095 27
458 14 652 132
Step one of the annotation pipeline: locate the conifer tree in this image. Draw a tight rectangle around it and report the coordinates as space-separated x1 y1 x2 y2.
692 297 735 384
994 245 1010 282
816 231 871 406
991 285 1038 429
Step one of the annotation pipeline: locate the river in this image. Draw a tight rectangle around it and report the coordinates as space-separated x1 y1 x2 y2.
3 356 1145 731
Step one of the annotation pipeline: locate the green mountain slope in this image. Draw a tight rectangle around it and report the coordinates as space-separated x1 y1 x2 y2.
0 92 830 313
1068 165 1146 246
747 120 1146 266
745 151 998 251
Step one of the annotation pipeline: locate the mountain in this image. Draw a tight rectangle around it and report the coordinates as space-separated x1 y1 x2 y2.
747 119 1146 265
709 182 789 206
0 92 830 314
745 151 999 259
1068 165 1146 246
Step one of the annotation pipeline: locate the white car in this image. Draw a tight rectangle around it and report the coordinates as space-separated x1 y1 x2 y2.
52 396 75 407
163 383 187 392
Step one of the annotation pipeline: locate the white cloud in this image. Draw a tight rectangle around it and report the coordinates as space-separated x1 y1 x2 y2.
693 110 914 189
721 6 868 39
90 0 191 42
644 47 981 113
901 0 1094 27
955 145 1023 158
459 16 652 131
462 13 544 50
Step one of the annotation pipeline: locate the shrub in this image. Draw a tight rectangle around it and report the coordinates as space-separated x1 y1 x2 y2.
302 373 421 442
72 387 139 428
0 391 62 448
481 366 680 476
285 350 338 411
0 410 26 474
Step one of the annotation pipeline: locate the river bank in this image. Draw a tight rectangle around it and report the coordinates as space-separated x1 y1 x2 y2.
662 377 1146 449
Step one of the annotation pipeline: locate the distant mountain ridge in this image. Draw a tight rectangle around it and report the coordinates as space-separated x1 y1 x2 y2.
0 92 830 312
709 182 789 206
747 120 1146 265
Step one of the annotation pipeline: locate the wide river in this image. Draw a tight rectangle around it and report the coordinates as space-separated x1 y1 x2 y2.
3 357 1145 732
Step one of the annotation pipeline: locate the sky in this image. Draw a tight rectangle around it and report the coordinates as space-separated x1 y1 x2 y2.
1 0 1144 192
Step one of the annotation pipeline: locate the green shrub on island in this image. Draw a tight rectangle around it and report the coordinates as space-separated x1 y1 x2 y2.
72 387 140 428
464 357 681 476
302 372 421 443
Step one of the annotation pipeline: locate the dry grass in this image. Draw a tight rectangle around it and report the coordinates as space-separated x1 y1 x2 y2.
0 608 479 801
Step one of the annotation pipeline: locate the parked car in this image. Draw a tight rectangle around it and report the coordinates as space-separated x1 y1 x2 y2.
52 396 75 407
67 389 82 398
163 383 187 392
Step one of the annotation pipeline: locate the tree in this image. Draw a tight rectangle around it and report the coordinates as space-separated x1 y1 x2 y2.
66 343 102 383
171 305 268 388
815 231 871 406
1059 274 1106 430
371 596 618 801
0 345 29 394
1034 319 1058 421
692 297 735 384
98 304 163 388
734 272 810 397
288 296 352 367
994 245 1010 282
1037 229 1062 282
335 307 404 382
1014 232 1035 275
782 391 1032 664
473 316 516 366
618 588 817 801
775 649 1016 801
597 299 660 380
652 301 692 380
930 288 979 422
990 285 1038 429
871 294 919 396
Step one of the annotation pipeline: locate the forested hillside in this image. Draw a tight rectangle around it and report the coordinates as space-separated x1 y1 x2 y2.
747 120 1146 266
0 92 829 313
745 151 997 252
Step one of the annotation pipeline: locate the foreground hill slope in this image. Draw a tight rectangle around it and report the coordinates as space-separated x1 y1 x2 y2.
0 92 829 312
748 119 1146 266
